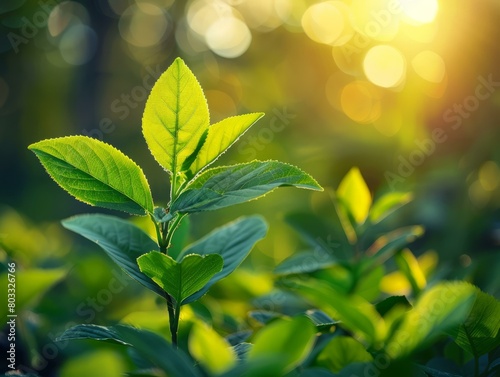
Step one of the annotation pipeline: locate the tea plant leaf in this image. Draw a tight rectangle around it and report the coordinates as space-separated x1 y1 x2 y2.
274 252 336 275
387 281 477 359
189 321 237 374
316 336 373 373
137 252 223 305
171 161 323 214
337 167 372 225
305 309 339 331
395 249 427 295
375 295 411 317
61 214 163 296
57 324 130 346
446 286 500 356
28 136 154 215
248 316 317 375
369 191 412 224
142 57 209 175
189 113 264 174
281 278 384 343
178 216 267 303
58 324 202 377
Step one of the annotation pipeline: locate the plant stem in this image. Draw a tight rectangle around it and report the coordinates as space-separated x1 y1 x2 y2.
165 213 187 250
166 295 178 347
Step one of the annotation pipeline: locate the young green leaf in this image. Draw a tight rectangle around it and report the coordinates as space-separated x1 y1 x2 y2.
337 167 372 225
142 57 209 175
274 252 336 275
369 191 413 224
188 113 264 175
61 214 163 296
316 336 373 372
386 281 477 359
28 136 154 215
446 286 500 356
137 252 223 305
248 316 317 375
189 321 237 374
171 161 323 214
281 278 385 344
178 216 267 303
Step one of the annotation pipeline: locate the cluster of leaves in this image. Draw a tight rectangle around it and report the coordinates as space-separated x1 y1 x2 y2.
18 58 499 377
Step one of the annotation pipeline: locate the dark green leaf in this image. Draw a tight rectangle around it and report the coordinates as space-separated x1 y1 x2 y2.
171 161 322 214
375 295 412 317
274 251 336 275
305 309 339 331
178 216 267 303
61 214 163 296
248 311 283 325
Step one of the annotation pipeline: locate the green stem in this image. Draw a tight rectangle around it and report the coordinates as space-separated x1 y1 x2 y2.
165 213 187 251
166 295 178 347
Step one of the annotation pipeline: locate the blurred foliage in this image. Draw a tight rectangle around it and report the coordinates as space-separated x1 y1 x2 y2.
1 0 500 375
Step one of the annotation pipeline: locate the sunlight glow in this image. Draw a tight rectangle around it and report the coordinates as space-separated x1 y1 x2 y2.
341 81 382 124
302 2 345 45
363 45 406 88
205 17 252 58
400 0 439 24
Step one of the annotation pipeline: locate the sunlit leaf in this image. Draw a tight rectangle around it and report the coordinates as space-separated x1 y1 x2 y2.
369 191 413 224
248 316 316 374
189 113 264 175
178 216 267 303
189 321 236 374
171 161 322 214
446 286 500 356
142 57 209 175
375 296 411 317
336 167 372 225
28 136 154 215
61 214 163 296
316 336 373 372
387 282 477 359
280 278 384 343
395 249 427 295
137 252 223 305
59 350 126 377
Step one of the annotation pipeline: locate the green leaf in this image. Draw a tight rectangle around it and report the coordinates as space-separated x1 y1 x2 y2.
337 167 372 225
61 214 163 296
316 336 373 373
142 57 209 175
0 268 65 319
387 281 477 359
248 316 317 374
305 309 339 331
189 113 264 174
171 161 323 214
446 286 500 356
281 278 384 343
28 136 153 215
58 324 202 377
274 252 336 275
364 226 424 270
395 248 427 295
375 295 411 317
178 216 267 303
189 321 236 374
137 252 223 305
369 191 412 224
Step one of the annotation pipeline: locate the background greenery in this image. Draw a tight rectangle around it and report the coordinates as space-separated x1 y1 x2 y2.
1 0 499 376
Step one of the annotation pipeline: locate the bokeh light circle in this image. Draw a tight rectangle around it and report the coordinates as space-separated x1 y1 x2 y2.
340 81 382 124
412 50 446 83
205 17 252 58
363 45 406 88
301 1 344 45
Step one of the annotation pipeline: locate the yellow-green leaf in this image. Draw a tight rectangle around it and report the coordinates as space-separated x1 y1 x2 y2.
337 167 372 225
189 321 236 374
189 113 264 174
142 57 209 175
28 136 154 215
